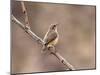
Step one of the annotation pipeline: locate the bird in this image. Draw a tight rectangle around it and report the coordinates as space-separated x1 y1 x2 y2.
42 24 59 53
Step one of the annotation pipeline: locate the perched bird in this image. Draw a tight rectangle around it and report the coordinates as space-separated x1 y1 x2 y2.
42 24 59 52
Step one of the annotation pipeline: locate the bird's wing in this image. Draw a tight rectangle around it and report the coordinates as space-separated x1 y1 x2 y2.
44 31 57 45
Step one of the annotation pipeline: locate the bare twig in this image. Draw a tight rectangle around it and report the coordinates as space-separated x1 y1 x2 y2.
21 1 30 28
11 15 75 71
20 1 44 44
12 1 75 71
21 1 44 44
52 52 75 70
12 15 44 45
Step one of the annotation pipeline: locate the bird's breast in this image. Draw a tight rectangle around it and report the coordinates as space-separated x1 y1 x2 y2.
48 34 59 46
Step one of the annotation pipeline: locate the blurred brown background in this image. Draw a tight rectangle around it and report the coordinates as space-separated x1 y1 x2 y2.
11 0 96 74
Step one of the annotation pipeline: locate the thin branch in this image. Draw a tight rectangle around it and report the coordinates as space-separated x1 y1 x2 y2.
21 1 30 28
12 15 75 71
12 15 44 45
12 2 75 74
52 52 75 70
12 0 75 73
20 1 44 44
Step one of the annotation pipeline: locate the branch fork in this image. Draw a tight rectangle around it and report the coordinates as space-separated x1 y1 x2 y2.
11 1 75 73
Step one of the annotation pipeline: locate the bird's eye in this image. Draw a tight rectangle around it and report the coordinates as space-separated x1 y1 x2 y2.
52 26 55 29
50 24 56 30
53 25 56 27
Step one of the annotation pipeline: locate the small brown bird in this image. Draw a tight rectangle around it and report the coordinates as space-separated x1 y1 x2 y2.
42 24 59 52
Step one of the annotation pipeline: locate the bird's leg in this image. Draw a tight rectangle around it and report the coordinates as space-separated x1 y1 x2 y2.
48 45 56 54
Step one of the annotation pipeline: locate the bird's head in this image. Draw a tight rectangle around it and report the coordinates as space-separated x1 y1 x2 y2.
50 24 58 31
